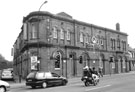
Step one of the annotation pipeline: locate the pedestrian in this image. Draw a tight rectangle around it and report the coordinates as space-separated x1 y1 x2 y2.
98 67 103 77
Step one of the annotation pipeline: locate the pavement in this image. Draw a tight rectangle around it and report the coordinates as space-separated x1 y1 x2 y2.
10 71 135 89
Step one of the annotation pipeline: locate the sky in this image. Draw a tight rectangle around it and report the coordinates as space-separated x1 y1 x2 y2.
0 0 135 61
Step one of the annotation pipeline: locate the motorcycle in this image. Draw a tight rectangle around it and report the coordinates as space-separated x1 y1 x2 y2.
81 74 99 86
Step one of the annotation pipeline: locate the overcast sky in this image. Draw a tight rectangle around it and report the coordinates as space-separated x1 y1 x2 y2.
0 0 135 61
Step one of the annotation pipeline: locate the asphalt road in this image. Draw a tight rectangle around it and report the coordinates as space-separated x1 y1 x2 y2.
10 72 135 92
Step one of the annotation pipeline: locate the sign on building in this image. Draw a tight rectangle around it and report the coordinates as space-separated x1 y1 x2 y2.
31 56 38 70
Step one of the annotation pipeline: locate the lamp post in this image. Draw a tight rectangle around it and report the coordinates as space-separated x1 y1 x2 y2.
38 1 48 11
37 1 48 71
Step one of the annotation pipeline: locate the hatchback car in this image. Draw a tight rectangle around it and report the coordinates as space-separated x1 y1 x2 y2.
0 80 10 92
26 71 68 88
1 69 14 80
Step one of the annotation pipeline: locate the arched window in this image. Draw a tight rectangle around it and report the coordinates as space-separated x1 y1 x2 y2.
54 52 61 70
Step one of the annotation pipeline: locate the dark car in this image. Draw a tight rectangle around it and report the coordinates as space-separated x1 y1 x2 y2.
26 71 68 88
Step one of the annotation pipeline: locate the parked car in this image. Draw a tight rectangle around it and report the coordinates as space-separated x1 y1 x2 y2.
0 79 10 92
26 71 68 88
1 69 14 80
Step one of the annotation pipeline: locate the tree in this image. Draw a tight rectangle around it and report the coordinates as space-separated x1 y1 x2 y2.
0 54 5 62
7 61 13 68
0 54 13 70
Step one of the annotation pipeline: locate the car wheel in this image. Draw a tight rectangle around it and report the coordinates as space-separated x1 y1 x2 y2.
31 86 36 89
85 81 89 86
42 82 47 88
62 81 66 86
0 86 6 92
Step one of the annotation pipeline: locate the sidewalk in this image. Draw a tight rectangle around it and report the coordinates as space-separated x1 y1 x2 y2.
10 71 135 89
10 80 25 89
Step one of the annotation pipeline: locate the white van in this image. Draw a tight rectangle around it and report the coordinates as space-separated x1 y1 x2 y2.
0 80 10 92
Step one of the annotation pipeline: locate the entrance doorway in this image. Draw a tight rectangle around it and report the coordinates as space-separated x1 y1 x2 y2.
70 53 77 77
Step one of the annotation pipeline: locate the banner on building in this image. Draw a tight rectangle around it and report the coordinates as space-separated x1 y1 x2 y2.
31 56 38 70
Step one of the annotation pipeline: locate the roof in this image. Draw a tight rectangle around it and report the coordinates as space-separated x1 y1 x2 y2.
23 11 128 36
56 12 72 19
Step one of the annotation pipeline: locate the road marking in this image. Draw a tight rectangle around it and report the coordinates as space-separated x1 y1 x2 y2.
85 85 111 91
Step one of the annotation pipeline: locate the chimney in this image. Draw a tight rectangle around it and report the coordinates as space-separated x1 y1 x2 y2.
116 23 120 31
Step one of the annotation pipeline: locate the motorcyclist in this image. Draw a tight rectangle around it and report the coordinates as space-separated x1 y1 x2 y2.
92 67 98 75
82 66 99 86
91 67 100 82
83 66 92 78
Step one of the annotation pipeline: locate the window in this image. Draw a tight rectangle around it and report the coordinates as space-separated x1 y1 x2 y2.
111 39 116 50
100 38 104 49
27 72 36 78
111 39 113 50
23 23 27 40
85 34 89 44
124 42 126 51
122 41 126 51
31 23 37 39
89 36 92 43
80 32 84 42
122 41 124 51
117 39 120 50
55 54 61 69
114 39 116 50
52 73 60 77
67 29 70 40
60 28 64 39
53 27 57 39
100 39 103 45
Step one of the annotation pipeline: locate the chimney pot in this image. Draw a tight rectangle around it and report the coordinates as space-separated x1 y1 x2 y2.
116 23 120 31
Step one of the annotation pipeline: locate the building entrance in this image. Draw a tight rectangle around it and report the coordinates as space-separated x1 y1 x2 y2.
70 53 77 77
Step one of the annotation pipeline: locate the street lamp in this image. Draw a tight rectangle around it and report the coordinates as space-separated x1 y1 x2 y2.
38 1 48 11
37 1 48 71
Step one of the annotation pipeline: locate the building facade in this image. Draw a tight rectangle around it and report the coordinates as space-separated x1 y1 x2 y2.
127 45 135 71
13 11 129 78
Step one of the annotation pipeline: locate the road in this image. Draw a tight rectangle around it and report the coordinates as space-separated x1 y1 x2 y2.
10 72 135 92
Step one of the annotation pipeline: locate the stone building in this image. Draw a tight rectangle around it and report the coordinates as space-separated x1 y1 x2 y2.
13 11 129 78
127 45 135 71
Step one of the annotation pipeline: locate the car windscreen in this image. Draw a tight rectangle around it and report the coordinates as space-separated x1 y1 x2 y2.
27 72 36 78
3 71 11 73
2 70 12 75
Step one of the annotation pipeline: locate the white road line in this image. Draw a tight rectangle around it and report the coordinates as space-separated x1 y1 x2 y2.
85 85 111 91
